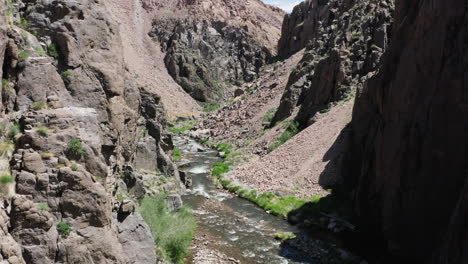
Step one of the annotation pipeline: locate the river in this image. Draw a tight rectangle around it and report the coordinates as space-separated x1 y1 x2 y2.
174 136 315 264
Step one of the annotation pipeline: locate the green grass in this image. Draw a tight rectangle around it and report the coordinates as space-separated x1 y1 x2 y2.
48 43 59 58
68 138 85 158
61 70 72 77
173 147 182 161
211 162 231 179
116 193 125 201
202 103 220 112
0 173 14 185
36 126 49 137
2 79 11 88
262 108 277 123
169 120 197 134
35 47 46 57
274 232 296 242
57 222 71 238
268 121 300 153
38 203 49 211
71 163 78 171
31 101 48 111
18 50 30 62
19 17 29 29
0 141 14 156
138 195 197 264
7 124 21 140
215 143 232 155
239 190 308 217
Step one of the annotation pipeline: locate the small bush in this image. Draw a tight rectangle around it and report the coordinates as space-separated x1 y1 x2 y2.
61 70 72 77
57 221 71 238
268 121 300 153
173 147 182 161
70 163 78 171
31 101 48 111
0 173 14 185
36 126 49 137
18 50 30 62
38 203 49 211
139 195 197 264
68 138 85 158
48 43 59 58
0 141 14 156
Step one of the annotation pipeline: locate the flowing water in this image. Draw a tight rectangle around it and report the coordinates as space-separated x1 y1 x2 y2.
174 136 313 264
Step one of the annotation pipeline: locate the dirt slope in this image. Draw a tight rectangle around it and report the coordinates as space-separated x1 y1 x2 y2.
227 100 353 198
107 0 201 115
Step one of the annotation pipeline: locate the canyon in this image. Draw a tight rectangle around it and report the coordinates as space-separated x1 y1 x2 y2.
0 0 466 264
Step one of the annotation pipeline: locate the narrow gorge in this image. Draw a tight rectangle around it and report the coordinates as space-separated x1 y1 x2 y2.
0 0 466 264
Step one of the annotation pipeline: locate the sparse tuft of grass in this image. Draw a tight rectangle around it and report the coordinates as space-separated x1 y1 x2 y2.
173 147 182 161
215 143 232 156
7 124 21 140
211 162 231 179
57 222 71 238
18 50 30 62
70 163 78 171
31 101 48 111
61 70 72 77
48 43 59 58
268 121 300 153
169 120 198 134
19 17 29 29
0 173 14 185
38 203 49 211
35 47 46 57
36 126 49 137
138 195 197 264
0 141 14 156
202 103 220 112
68 138 85 158
263 108 277 123
41 152 54 159
116 193 125 201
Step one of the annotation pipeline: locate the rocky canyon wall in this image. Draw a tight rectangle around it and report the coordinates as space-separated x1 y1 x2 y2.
0 0 182 263
148 0 284 102
272 0 394 129
345 0 468 263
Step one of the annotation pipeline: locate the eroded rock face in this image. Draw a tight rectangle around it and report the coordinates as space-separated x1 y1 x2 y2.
148 0 284 102
272 0 394 128
0 0 183 263
345 0 468 262
277 0 330 59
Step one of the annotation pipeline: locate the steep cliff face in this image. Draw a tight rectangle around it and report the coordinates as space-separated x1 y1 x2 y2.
272 0 394 128
346 0 468 263
0 0 182 263
148 0 284 102
277 0 328 59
